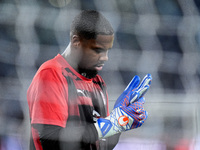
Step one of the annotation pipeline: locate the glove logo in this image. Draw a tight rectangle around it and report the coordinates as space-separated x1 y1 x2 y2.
98 118 112 137
118 115 129 126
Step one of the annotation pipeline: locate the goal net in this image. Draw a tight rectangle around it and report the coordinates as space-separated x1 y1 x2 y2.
0 0 200 149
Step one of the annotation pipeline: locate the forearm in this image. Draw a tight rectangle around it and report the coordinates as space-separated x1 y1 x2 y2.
105 133 121 150
59 123 120 150
33 122 99 150
32 124 61 150
59 122 98 149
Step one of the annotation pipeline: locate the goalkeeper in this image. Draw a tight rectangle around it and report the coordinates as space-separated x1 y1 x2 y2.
27 10 152 150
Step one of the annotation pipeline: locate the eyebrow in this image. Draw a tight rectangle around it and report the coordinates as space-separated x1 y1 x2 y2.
92 47 112 51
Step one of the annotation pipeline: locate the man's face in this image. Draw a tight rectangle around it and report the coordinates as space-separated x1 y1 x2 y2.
77 34 114 78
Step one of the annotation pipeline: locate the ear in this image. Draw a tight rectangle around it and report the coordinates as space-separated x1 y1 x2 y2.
71 35 81 48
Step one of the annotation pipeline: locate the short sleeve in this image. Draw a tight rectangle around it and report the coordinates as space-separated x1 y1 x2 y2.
27 68 68 128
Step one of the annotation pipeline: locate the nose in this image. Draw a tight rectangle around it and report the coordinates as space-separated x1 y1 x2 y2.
99 51 108 62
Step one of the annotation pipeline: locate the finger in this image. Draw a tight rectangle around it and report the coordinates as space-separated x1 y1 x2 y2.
130 85 149 104
135 111 148 124
136 97 145 104
138 85 149 98
136 107 145 113
129 74 152 104
131 121 142 129
130 95 146 105
129 91 139 103
124 75 140 92
136 74 152 91
139 111 148 123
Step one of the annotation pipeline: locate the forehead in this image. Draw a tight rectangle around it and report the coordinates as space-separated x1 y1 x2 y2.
92 34 114 48
95 34 114 44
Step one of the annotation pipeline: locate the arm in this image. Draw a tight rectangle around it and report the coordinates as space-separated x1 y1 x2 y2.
32 124 61 150
33 122 120 150
33 122 99 150
104 133 121 150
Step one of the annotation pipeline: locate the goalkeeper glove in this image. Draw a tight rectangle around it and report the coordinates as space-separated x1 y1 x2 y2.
114 73 152 108
94 74 152 138
94 97 147 138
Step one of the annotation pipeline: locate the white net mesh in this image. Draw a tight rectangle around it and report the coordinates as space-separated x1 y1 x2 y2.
0 0 200 149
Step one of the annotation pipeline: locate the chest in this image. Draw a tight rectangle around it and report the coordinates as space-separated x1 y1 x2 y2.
66 77 107 123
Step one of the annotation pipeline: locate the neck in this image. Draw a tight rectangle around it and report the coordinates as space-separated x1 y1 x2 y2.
62 44 79 71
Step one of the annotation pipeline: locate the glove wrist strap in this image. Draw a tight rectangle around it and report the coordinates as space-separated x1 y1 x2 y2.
94 107 134 138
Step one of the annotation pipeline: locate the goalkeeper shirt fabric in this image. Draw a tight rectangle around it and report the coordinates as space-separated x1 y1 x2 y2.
27 54 111 150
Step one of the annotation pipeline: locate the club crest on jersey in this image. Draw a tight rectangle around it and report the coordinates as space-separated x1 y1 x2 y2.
93 110 100 122
118 115 129 126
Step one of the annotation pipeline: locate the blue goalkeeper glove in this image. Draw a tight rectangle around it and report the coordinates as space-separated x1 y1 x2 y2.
94 97 147 138
113 75 140 108
94 74 152 138
114 74 152 108
129 73 152 104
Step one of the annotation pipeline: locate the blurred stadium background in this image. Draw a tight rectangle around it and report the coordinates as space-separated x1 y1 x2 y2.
0 0 200 149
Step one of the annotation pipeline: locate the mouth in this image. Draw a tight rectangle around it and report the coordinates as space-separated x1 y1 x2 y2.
94 64 104 71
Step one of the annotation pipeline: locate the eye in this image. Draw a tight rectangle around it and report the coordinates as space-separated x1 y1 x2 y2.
92 48 105 53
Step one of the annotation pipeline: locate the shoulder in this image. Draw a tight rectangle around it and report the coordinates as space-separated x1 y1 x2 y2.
37 55 65 75
33 58 66 83
40 57 60 71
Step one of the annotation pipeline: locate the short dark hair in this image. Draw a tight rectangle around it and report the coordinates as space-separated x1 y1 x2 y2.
70 10 114 40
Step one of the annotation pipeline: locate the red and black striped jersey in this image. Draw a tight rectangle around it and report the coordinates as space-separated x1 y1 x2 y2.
27 54 110 150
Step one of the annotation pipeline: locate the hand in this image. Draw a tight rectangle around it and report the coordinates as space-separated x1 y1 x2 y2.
95 97 147 138
114 74 152 109
114 75 140 108
120 97 147 129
